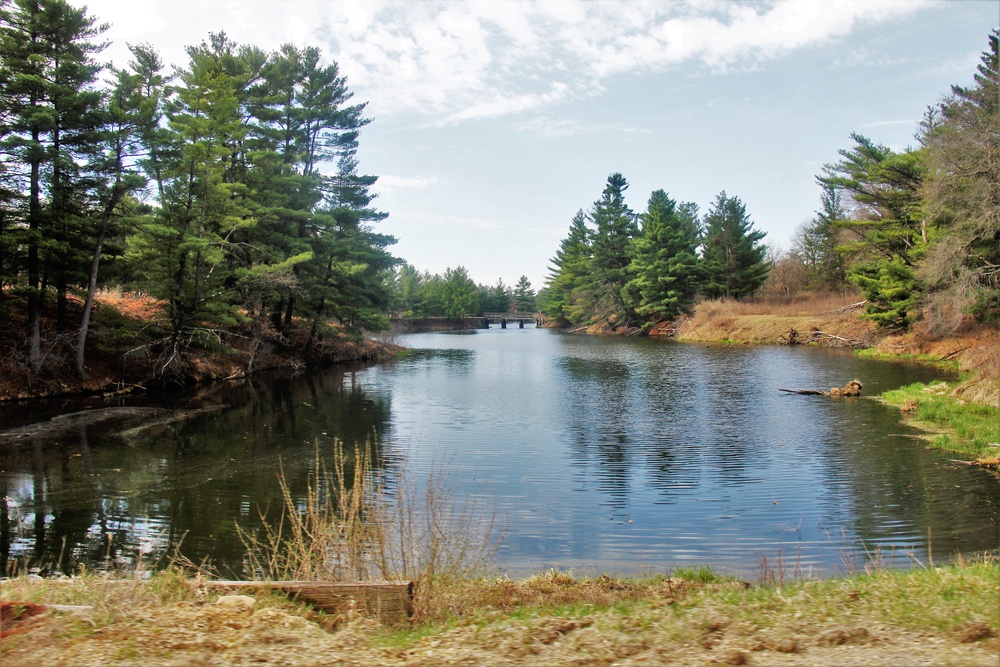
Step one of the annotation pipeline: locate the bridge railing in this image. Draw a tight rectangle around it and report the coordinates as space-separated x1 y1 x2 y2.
482 312 536 320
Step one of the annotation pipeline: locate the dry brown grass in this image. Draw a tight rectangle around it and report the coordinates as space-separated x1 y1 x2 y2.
94 286 168 323
412 569 741 625
3 561 997 667
675 296 876 346
694 293 864 318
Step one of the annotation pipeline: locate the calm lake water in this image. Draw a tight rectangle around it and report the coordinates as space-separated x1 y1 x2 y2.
1 326 998 578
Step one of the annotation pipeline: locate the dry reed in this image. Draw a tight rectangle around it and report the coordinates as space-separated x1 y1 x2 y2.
237 439 502 593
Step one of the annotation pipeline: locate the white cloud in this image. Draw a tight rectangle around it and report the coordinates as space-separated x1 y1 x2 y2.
375 175 441 194
513 117 651 139
318 0 932 122
79 1 935 125
861 119 918 129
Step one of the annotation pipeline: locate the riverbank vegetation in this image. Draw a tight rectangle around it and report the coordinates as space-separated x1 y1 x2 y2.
538 31 998 340
0 0 398 392
3 557 997 665
878 382 1000 466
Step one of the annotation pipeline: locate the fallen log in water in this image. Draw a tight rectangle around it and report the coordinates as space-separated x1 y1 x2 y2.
778 379 864 397
206 580 414 623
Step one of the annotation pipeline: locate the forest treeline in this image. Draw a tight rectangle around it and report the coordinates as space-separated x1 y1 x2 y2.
1 0 996 386
538 177 768 330
539 31 999 335
390 266 536 319
1 0 401 380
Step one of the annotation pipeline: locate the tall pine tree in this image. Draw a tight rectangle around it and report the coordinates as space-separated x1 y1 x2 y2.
538 209 592 325
818 134 925 329
0 0 109 371
700 191 769 300
625 190 701 324
587 173 638 327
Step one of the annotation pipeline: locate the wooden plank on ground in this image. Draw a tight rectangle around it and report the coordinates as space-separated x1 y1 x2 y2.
207 580 414 623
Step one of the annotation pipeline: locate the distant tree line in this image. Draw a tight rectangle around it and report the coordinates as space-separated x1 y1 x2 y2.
767 30 998 332
387 265 536 319
543 30 998 334
538 175 769 330
0 0 397 378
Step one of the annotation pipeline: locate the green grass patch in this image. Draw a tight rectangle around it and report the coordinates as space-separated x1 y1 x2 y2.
855 348 960 370
680 560 999 635
880 381 1000 460
671 564 731 584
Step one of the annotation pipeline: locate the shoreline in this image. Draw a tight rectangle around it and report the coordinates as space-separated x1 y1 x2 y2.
2 561 997 666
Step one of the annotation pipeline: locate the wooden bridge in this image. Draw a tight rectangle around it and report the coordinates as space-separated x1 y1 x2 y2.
479 312 540 328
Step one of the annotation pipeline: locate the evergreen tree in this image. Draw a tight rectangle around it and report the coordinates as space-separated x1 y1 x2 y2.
587 173 638 326
440 266 478 318
0 0 109 370
146 33 254 361
480 278 510 313
625 190 701 324
538 209 592 324
700 191 769 300
793 184 849 293
75 59 150 377
512 275 535 313
391 263 422 317
819 134 925 328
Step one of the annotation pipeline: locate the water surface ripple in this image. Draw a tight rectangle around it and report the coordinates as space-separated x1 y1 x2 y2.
1 327 997 577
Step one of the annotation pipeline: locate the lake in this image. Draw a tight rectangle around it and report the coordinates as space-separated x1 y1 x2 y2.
1 326 998 579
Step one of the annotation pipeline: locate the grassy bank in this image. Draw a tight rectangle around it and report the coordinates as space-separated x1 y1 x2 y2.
878 381 1000 466
3 560 997 666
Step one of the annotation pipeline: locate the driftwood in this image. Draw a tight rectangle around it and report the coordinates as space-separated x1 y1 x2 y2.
820 300 868 314
779 328 869 349
779 379 863 397
207 580 414 622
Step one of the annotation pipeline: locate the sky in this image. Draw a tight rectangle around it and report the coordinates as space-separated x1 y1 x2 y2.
81 0 998 291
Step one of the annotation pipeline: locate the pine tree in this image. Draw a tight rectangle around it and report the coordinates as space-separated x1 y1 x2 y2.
512 275 535 313
0 0 109 371
538 209 592 324
818 134 925 328
625 190 701 324
440 266 479 318
75 59 150 377
793 184 848 293
587 173 638 326
700 192 769 300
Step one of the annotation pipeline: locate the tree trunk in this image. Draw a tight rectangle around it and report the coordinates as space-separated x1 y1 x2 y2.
76 186 121 378
27 128 42 374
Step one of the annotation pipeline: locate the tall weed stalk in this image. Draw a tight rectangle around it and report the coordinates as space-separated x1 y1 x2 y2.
237 439 501 585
